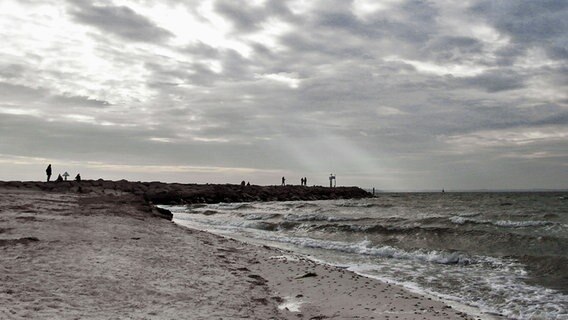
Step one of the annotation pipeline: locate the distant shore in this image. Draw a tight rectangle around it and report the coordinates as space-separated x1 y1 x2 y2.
0 183 471 319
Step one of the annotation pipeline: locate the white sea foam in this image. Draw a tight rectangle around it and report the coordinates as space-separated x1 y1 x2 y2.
259 236 476 265
335 201 375 208
450 216 555 228
492 220 554 228
284 213 367 222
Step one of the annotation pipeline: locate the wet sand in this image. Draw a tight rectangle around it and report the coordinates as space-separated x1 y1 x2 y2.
0 186 473 319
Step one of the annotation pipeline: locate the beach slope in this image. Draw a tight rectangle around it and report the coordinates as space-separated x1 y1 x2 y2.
0 186 470 319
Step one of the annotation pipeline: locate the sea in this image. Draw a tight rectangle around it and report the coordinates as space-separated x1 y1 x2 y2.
164 192 568 319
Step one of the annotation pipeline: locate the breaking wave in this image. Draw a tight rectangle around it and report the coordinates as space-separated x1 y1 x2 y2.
450 216 556 228
260 236 480 266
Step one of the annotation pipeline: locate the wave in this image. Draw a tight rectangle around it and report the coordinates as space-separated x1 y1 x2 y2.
283 213 371 222
244 213 282 220
493 220 555 228
284 213 329 221
261 236 480 265
456 212 481 217
334 201 392 208
214 220 300 232
175 215 302 232
215 203 256 210
519 255 568 294
308 223 457 235
283 202 319 209
450 216 556 228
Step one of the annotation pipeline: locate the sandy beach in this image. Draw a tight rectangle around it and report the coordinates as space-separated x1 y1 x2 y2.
1 185 473 319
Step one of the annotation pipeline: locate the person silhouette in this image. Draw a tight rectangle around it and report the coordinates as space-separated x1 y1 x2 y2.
46 164 52 182
281 176 286 186
304 177 307 186
75 173 81 182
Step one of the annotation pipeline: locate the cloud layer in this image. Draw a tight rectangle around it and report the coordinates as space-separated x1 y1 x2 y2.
0 0 567 189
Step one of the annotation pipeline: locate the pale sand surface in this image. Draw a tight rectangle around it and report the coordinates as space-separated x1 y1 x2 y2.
0 187 473 319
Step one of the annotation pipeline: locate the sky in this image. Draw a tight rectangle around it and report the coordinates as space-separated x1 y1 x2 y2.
1 0 567 190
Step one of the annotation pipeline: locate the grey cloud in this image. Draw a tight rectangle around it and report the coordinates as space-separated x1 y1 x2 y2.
530 108 568 127
420 36 484 63
48 95 111 108
0 82 110 108
213 0 293 34
2 0 567 188
312 0 438 43
262 0 440 66
459 71 526 93
219 50 255 80
147 48 254 88
493 46 526 67
214 1 260 33
0 113 294 170
471 0 568 60
411 99 568 137
182 42 222 59
145 61 219 88
0 82 47 101
69 1 172 43
0 64 27 79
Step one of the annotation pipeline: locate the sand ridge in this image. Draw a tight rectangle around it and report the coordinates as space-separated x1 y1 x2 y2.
0 186 474 319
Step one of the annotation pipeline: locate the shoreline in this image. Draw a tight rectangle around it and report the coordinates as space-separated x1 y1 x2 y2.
1 184 474 319
172 215 495 320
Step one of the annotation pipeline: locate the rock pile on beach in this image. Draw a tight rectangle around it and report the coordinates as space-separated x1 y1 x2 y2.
0 179 371 205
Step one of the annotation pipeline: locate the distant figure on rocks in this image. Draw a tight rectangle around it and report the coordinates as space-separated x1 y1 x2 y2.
241 180 246 187
281 176 286 186
75 173 81 182
46 164 52 182
300 177 304 186
304 177 308 186
55 174 63 182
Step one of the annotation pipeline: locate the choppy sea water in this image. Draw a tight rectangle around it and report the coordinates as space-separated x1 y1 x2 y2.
165 192 568 319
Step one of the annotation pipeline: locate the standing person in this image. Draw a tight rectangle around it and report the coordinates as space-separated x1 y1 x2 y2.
304 177 308 186
46 164 52 182
281 176 286 186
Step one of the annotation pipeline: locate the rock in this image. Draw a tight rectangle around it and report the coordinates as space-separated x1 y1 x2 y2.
295 272 317 279
153 206 173 220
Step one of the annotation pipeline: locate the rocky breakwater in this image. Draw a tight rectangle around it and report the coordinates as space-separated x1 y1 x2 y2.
141 183 372 204
0 180 372 220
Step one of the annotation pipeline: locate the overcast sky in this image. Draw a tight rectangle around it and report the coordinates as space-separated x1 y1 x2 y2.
1 0 567 190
